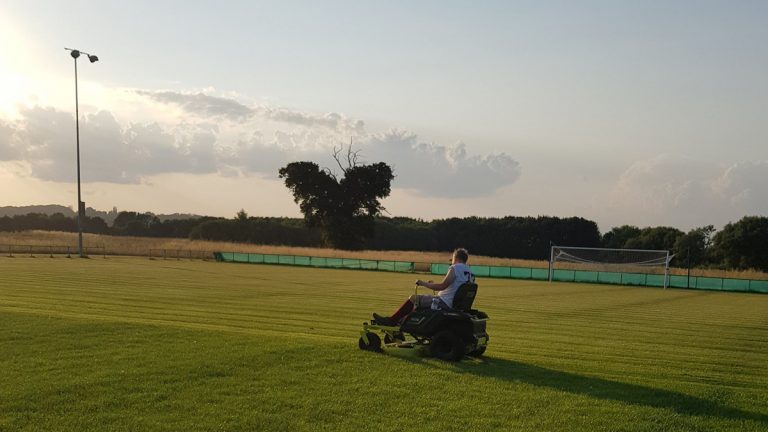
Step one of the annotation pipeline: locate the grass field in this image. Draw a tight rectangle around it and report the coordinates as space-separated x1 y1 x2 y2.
1 257 767 431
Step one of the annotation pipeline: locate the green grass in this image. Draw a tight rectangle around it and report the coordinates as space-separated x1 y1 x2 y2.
0 257 767 432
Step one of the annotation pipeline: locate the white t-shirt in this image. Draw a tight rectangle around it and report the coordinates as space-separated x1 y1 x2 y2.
437 263 475 308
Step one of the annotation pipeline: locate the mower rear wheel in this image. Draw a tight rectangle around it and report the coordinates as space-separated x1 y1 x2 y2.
429 330 465 361
468 346 487 357
358 332 382 352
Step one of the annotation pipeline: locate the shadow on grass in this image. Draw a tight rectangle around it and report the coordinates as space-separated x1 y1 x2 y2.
388 350 767 425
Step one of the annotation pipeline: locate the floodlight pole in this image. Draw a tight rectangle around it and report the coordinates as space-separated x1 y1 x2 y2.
66 48 98 258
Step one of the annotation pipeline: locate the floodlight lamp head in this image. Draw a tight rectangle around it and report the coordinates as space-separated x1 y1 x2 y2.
70 49 80 59
88 55 99 63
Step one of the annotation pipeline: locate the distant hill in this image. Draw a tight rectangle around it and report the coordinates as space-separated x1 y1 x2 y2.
0 205 75 217
0 205 204 226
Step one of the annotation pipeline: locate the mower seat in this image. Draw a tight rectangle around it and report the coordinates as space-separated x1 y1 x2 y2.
451 282 478 312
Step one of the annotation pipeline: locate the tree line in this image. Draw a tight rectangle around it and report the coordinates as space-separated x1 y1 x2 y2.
1 211 766 271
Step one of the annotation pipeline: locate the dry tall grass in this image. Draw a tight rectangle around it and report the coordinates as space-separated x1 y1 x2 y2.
1 230 766 280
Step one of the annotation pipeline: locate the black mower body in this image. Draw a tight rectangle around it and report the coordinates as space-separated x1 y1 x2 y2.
359 282 489 361
400 308 489 352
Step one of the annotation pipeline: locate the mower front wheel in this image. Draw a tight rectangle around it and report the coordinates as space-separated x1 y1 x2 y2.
359 332 382 352
468 346 487 357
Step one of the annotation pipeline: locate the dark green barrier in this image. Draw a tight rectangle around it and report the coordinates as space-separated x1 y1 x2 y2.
215 252 766 294
473 265 491 277
599 272 622 284
723 278 749 291
430 263 450 275
623 274 646 286
669 275 689 288
489 266 511 278
233 253 248 262
646 274 666 287
574 271 598 283
510 267 533 279
696 277 720 290
215 252 415 274
750 280 768 293
249 253 264 263
376 261 415 272
553 269 575 281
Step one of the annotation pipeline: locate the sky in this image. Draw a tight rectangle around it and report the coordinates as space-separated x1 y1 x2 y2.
0 0 766 232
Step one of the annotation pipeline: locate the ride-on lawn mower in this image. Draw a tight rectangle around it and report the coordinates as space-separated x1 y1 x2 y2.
358 282 489 361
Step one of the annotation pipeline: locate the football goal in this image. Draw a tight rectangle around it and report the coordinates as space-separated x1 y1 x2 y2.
548 245 673 288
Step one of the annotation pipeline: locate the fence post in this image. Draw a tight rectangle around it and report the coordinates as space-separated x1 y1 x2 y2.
49 246 54 258
66 246 70 258
29 245 33 258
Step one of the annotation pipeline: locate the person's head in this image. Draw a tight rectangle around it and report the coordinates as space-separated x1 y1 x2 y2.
452 248 469 264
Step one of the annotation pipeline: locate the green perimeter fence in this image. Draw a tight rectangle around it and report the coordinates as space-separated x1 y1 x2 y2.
2 244 106 258
429 263 768 294
214 252 415 273
214 251 767 294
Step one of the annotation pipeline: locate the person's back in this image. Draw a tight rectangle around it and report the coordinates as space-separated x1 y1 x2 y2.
436 262 474 308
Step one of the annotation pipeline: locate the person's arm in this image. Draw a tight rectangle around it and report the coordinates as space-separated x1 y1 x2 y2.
416 268 455 291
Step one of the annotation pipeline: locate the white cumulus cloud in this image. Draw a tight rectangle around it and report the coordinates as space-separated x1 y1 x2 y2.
607 154 768 228
0 90 523 198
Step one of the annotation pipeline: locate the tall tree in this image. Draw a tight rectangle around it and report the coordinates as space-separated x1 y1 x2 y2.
624 226 684 251
673 225 715 267
279 145 394 249
710 216 768 271
602 225 641 248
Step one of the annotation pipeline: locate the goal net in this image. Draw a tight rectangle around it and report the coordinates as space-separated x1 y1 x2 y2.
549 245 673 288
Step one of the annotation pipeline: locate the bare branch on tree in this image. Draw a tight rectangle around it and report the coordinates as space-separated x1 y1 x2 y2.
330 139 362 175
346 138 361 169
322 166 337 181
331 144 347 175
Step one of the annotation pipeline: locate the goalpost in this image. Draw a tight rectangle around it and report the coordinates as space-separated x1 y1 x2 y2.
548 245 673 288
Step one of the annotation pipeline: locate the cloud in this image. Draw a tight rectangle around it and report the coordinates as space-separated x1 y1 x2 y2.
713 160 768 210
363 130 521 197
258 107 365 133
136 90 365 133
0 106 220 183
607 154 768 228
0 121 19 160
0 94 522 197
136 90 254 121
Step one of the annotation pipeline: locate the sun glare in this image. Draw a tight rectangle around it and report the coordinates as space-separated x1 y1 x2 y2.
0 11 43 118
